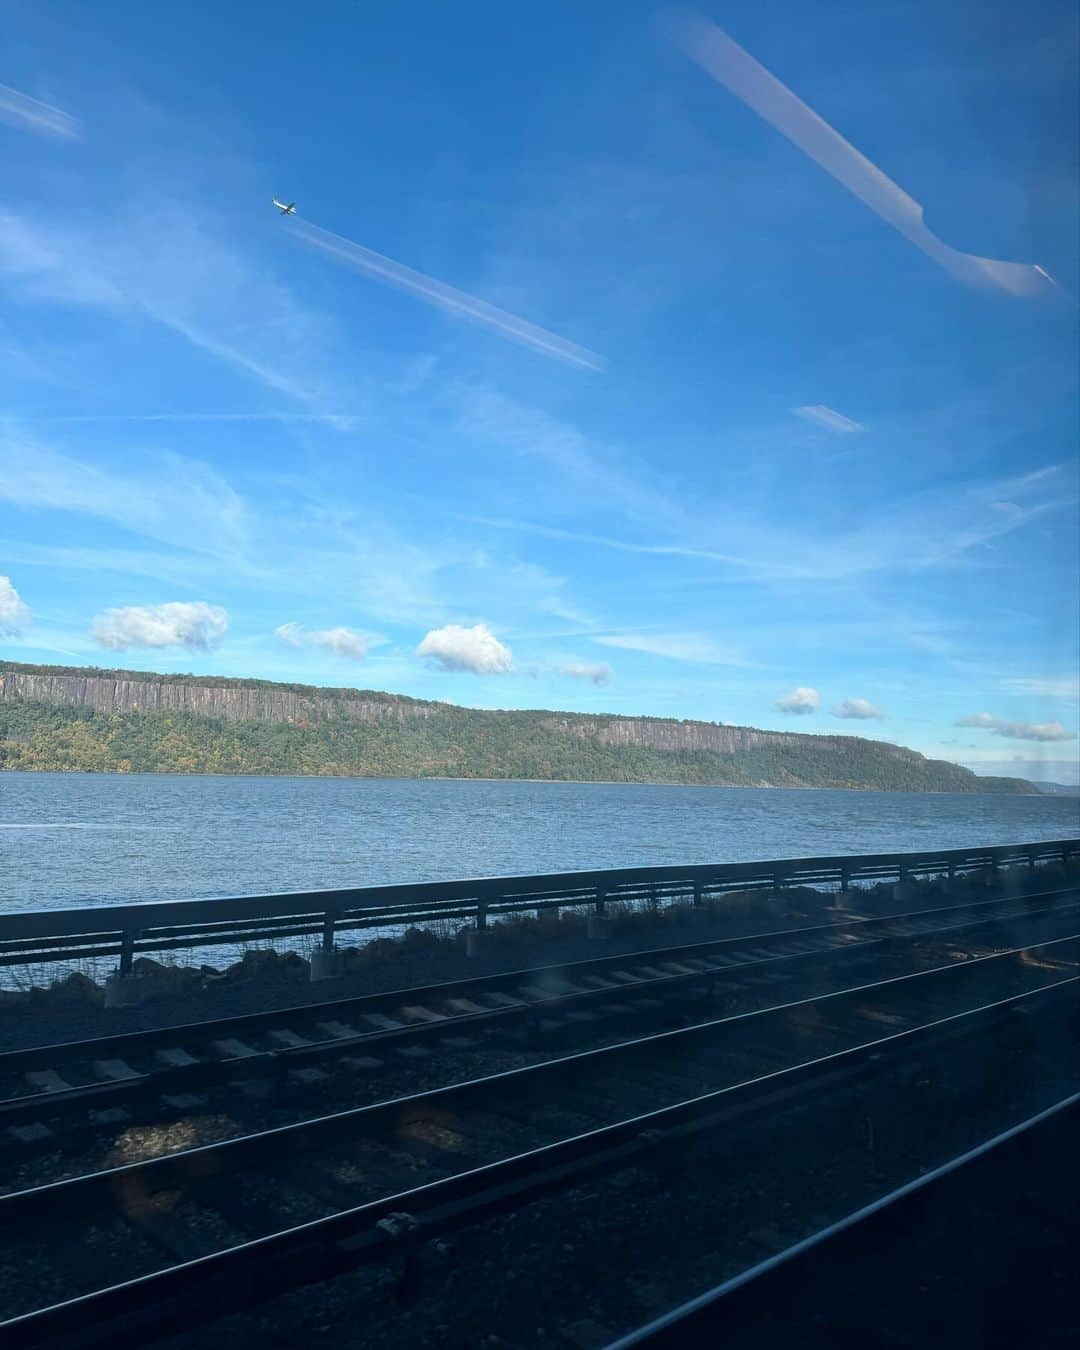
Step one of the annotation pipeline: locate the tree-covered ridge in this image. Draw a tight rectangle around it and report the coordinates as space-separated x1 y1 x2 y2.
0 695 1035 794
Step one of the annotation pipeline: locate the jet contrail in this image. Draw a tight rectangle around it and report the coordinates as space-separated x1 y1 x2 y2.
0 82 81 140
669 12 1056 299
286 216 605 371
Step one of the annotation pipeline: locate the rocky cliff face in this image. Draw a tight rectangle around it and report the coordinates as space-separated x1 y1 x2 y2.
0 667 433 726
542 714 919 761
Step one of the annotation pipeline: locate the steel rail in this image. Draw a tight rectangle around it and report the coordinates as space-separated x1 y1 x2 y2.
3 971 1076 1350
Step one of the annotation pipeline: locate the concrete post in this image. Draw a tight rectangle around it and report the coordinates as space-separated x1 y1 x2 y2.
105 928 144 1007
310 910 339 982
466 901 492 956
892 865 916 902
588 888 611 938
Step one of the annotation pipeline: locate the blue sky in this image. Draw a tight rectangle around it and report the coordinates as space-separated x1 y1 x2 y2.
1 1 1078 779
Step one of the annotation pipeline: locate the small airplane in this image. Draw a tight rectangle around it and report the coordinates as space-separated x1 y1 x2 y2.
272 199 296 216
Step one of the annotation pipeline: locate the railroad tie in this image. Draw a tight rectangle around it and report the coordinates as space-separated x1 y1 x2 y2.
359 1013 406 1032
398 1005 446 1024
267 1028 313 1048
211 1038 261 1059
443 998 488 1015
24 1069 74 1094
315 1020 358 1038
92 1059 141 1081
155 1047 201 1068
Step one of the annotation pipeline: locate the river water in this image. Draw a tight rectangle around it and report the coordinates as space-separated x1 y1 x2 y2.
2 772 1077 914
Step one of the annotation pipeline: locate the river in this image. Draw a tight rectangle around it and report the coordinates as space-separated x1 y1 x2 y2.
1 772 1077 913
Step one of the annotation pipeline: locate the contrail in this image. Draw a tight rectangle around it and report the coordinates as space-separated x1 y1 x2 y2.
286 216 606 371
669 12 1056 299
0 82 81 140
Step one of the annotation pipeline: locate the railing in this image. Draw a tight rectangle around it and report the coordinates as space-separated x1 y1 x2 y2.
2 839 1077 993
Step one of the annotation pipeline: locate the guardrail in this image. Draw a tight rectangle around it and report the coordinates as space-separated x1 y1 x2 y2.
1 838 1077 996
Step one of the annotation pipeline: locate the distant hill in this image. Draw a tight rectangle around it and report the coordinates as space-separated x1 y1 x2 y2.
1036 781 1080 796
0 661 1037 794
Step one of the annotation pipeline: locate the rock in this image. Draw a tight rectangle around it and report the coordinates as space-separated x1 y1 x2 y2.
43 971 105 1006
131 957 201 994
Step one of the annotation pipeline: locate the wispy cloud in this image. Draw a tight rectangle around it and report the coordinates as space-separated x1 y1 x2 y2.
1001 676 1080 700
0 83 81 141
286 216 605 371
90 601 227 651
466 458 1070 583
670 13 1056 298
557 661 614 685
0 576 32 634
0 206 343 412
274 623 375 661
956 712 1076 742
775 686 820 714
833 696 884 720
0 431 254 566
793 404 863 434
417 623 513 674
34 411 360 427
595 632 749 666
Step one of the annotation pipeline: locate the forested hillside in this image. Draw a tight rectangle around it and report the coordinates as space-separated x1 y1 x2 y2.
0 663 1035 793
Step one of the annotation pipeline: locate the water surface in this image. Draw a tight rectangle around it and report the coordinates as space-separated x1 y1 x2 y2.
2 773 1076 913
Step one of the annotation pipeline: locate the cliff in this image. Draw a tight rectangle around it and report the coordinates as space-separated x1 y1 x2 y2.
0 661 1036 794
0 664 432 725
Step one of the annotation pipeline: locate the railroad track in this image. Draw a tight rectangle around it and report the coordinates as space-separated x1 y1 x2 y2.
609 1089 1080 1349
2 884 1076 1159
0 923 1077 1346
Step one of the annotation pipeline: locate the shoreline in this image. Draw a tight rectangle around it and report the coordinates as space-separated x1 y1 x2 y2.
0 766 1055 798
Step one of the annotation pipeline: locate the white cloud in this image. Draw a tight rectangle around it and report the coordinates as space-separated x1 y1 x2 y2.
91 601 227 651
0 576 31 633
775 686 820 715
417 623 513 675
833 697 885 720
594 632 748 666
557 662 614 686
793 405 864 434
275 622 369 660
956 712 1076 742
274 622 305 649
0 83 81 140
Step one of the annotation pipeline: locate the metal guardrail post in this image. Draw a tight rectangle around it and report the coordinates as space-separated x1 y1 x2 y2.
118 929 136 977
839 866 850 893
692 878 704 906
